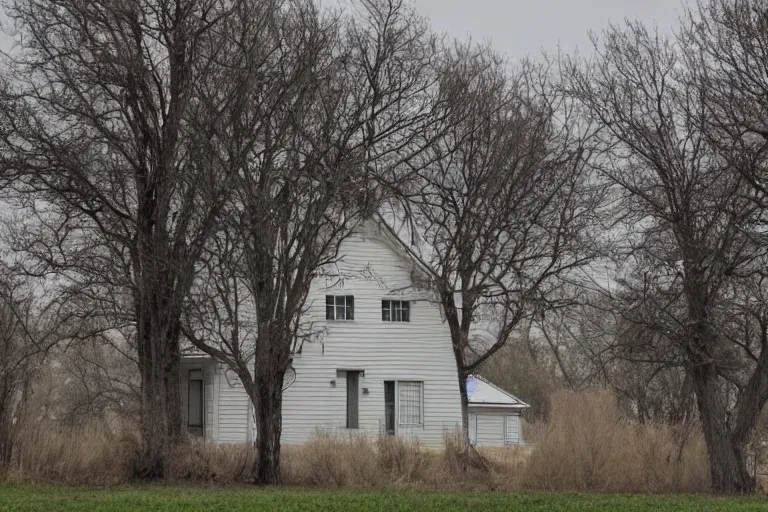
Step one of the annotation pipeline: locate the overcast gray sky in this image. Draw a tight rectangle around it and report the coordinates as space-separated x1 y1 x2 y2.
0 1 683 59
413 0 683 59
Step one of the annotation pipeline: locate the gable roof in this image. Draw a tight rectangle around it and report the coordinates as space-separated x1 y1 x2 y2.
467 375 530 409
372 214 437 280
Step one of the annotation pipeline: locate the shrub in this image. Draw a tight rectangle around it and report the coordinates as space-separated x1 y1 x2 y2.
522 389 708 493
165 441 256 483
10 420 137 485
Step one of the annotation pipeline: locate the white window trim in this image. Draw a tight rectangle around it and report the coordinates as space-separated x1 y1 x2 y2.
504 415 519 446
396 381 424 427
382 299 410 322
326 295 354 321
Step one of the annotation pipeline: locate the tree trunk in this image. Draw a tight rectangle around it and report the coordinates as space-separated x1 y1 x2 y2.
134 304 182 480
455 371 489 471
682 278 755 494
690 364 755 494
252 371 284 485
457 371 471 447
0 404 12 471
0 374 19 472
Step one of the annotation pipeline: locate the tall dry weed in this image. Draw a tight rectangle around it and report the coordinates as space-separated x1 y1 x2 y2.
11 419 137 485
5 391 713 493
522 389 709 493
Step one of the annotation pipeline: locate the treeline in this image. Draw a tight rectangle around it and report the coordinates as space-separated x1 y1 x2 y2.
1 0 768 494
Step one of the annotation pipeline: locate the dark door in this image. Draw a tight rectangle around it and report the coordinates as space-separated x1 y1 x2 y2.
347 371 359 429
384 381 395 435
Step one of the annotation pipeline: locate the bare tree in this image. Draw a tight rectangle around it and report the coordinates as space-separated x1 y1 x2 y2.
0 264 73 470
407 47 599 463
0 0 244 477
181 0 440 484
566 13 768 491
53 335 140 428
535 296 699 424
0 271 35 470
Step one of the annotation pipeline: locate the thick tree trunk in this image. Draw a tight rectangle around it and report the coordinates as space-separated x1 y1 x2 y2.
252 371 284 485
134 302 182 479
457 371 471 446
690 364 755 494
682 276 755 494
455 371 488 471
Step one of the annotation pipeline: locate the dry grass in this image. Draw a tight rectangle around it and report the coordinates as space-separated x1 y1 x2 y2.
3 390 714 493
522 389 709 493
8 420 138 485
4 422 524 490
165 442 257 483
281 430 525 490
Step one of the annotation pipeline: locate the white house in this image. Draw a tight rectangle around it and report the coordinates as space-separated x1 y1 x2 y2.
180 220 528 447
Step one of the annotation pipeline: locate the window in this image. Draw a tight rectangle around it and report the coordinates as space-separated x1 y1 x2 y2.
326 295 354 320
384 381 395 435
382 300 410 322
346 371 361 429
188 369 203 430
505 415 520 445
398 381 423 426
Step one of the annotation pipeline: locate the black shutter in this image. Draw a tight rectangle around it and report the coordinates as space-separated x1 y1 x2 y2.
346 371 359 429
384 381 395 434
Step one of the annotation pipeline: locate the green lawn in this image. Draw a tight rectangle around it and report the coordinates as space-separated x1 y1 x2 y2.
0 484 766 511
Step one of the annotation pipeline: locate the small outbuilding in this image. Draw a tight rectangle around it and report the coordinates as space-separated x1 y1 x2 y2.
467 375 530 446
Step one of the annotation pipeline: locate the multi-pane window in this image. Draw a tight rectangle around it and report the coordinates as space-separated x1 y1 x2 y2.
398 381 423 426
326 295 354 320
382 300 410 322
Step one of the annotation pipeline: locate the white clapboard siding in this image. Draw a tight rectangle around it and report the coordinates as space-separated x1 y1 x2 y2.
217 368 251 443
210 225 463 447
474 413 505 447
469 409 522 446
281 229 462 447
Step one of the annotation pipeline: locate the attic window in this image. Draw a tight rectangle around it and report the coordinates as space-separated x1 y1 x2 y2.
326 295 354 320
382 300 409 322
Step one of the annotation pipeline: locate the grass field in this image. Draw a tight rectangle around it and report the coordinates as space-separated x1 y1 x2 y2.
0 485 766 512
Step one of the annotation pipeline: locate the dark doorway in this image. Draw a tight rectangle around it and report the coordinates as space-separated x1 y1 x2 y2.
347 371 360 429
384 381 395 435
